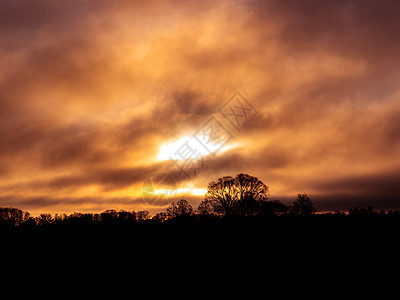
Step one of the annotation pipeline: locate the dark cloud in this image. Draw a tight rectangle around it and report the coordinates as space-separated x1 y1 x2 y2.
0 194 150 212
312 194 400 212
0 0 87 30
252 0 400 54
172 91 215 116
0 161 189 194
313 170 400 197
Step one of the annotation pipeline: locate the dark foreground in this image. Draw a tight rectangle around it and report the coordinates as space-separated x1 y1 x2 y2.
3 214 400 245
3 215 400 274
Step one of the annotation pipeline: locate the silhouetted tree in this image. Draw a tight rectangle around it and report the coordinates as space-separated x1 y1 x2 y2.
53 213 67 224
66 212 94 224
152 212 168 223
117 210 137 224
349 207 360 215
197 198 214 216
136 210 150 222
101 209 118 224
0 207 30 226
386 210 400 216
291 193 316 215
204 173 269 216
205 176 236 215
167 199 193 218
36 213 53 226
368 206 374 215
259 200 288 216
349 206 375 216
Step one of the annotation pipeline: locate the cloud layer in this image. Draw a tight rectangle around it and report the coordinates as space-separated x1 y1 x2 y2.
1 0 400 214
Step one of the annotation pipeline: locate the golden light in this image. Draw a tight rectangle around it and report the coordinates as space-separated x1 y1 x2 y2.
157 135 237 161
177 186 207 196
157 136 193 161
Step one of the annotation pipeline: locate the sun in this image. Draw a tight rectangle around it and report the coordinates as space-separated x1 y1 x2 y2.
157 135 212 161
157 135 235 161
157 136 192 161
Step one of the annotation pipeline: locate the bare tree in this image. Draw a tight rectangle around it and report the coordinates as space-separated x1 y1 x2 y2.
204 173 269 216
167 199 193 218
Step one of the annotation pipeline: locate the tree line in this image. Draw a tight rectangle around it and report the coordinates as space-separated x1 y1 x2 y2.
1 173 399 228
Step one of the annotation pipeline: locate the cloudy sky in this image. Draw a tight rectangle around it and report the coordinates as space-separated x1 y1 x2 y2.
1 0 400 215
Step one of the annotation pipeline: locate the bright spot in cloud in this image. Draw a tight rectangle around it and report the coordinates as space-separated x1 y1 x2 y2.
157 135 236 161
177 187 207 196
176 182 207 196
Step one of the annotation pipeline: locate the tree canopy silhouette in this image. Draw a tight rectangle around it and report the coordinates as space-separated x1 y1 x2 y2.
167 199 193 218
200 173 270 216
259 200 288 216
291 193 316 216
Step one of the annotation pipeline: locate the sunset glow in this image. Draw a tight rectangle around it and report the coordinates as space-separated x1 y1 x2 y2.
158 136 237 161
1 0 400 215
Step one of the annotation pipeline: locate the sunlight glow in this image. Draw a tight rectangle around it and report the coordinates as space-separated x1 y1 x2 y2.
177 187 207 196
157 136 236 161
149 185 207 198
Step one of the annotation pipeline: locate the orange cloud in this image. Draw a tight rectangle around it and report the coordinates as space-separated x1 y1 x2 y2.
1 0 400 215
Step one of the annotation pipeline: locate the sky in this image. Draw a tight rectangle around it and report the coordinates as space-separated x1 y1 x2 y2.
1 0 400 215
